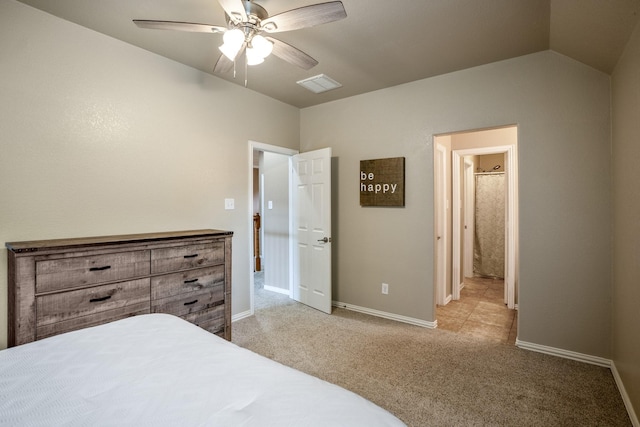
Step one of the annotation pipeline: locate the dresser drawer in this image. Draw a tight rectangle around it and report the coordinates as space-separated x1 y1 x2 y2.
151 285 224 317
36 250 150 293
151 265 224 300
36 278 150 338
182 304 225 335
151 242 224 274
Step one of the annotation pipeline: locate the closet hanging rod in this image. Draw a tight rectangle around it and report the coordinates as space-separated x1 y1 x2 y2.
474 171 505 175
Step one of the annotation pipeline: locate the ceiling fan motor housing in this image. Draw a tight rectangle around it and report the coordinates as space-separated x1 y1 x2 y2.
228 1 270 39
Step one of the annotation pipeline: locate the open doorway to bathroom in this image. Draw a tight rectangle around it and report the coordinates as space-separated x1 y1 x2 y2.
433 126 518 344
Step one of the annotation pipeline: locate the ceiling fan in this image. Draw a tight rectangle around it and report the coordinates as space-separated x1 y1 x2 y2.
133 0 347 77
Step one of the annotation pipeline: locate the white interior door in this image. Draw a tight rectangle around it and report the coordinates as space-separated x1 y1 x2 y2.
463 158 475 278
434 143 447 305
292 147 332 314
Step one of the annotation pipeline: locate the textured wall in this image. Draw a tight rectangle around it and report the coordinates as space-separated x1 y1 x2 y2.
0 0 299 349
301 51 612 358
612 18 640 420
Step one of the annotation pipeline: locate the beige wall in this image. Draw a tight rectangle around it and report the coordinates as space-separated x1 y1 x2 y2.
0 0 300 349
301 51 612 358
612 18 640 418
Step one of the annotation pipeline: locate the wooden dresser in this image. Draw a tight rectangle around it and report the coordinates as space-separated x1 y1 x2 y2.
6 229 232 347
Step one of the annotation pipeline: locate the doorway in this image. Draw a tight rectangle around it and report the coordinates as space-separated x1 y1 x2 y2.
433 126 518 344
248 142 334 316
249 142 297 315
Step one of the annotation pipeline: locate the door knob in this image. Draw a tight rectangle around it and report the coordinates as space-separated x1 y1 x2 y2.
317 237 331 243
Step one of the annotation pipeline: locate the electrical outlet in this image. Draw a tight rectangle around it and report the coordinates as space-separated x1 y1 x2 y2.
224 198 235 210
381 283 389 295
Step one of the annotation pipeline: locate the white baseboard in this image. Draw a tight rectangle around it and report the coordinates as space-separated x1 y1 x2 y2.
263 285 291 296
515 339 611 367
611 361 640 427
333 301 437 328
232 309 252 323
515 337 640 425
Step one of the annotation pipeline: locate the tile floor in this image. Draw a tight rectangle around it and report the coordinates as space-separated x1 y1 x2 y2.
436 276 517 345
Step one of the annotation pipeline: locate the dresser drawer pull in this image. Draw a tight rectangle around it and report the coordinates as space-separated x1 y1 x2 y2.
184 299 198 306
89 265 112 272
184 278 199 284
183 254 199 259
89 295 112 303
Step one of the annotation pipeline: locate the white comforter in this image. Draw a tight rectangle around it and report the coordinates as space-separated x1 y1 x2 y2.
0 313 405 426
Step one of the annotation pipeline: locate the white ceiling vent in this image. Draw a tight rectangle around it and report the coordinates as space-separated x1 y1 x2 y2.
297 74 342 94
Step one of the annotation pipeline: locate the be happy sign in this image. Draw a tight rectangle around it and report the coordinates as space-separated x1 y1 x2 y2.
360 157 405 207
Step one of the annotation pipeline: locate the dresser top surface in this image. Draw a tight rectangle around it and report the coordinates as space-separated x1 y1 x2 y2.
6 229 233 253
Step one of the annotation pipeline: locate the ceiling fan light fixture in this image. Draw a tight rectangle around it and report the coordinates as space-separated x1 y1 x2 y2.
246 47 265 65
251 35 273 58
219 28 244 60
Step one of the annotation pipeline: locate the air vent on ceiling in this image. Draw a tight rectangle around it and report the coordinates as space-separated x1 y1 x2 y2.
297 74 342 94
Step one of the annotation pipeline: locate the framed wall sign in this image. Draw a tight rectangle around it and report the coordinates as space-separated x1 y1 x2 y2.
360 157 405 207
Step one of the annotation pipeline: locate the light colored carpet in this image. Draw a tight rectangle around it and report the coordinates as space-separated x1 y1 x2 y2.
233 287 631 426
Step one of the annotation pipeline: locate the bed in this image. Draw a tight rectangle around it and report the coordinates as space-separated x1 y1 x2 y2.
0 313 405 426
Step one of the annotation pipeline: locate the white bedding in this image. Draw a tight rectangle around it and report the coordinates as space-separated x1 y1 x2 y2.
0 313 405 426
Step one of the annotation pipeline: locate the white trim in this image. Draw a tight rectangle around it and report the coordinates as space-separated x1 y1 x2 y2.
264 285 291 295
333 301 437 328
451 148 462 300
517 340 639 425
232 309 253 323
611 361 640 427
515 339 611 367
462 157 475 278
287 155 295 300
434 142 448 305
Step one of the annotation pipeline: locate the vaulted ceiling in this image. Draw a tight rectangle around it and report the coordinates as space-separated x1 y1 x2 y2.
17 0 640 108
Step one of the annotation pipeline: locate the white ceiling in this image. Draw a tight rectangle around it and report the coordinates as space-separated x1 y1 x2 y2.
16 0 640 108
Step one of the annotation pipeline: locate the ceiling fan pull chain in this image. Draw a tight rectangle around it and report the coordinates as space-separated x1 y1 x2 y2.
244 54 248 88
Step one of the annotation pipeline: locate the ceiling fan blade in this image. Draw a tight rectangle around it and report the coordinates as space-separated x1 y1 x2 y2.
266 37 318 70
133 20 226 33
260 1 346 33
217 0 247 24
213 43 246 74
213 54 234 74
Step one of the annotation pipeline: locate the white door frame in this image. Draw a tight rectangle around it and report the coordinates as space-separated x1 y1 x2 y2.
462 157 475 279
434 142 448 306
247 141 298 315
452 144 517 309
